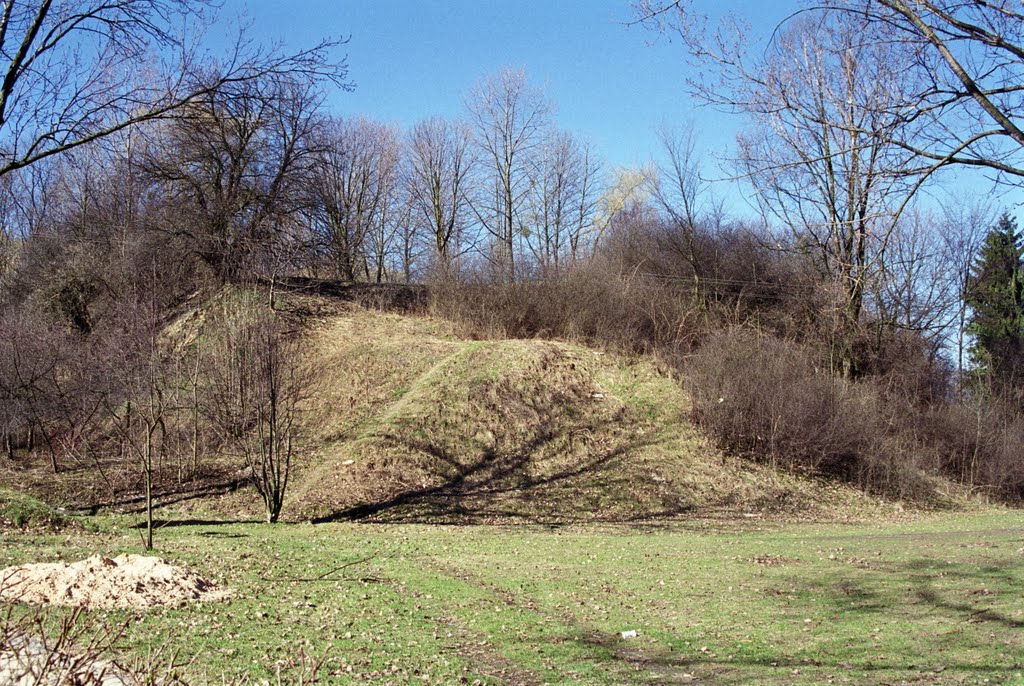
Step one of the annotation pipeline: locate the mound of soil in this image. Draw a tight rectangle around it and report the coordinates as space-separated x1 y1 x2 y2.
0 554 233 610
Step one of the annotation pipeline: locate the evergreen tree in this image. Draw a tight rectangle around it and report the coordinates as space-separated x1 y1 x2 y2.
966 213 1024 391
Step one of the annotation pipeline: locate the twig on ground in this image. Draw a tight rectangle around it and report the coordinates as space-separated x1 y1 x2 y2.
258 554 380 582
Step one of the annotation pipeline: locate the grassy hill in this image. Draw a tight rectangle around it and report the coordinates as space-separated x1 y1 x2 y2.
270 299 905 524
1 288 927 523
0 487 74 530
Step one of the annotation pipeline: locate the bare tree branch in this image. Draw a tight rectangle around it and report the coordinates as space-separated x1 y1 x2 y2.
0 0 350 179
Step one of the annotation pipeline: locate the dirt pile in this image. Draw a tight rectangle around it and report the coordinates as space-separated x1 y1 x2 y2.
0 554 234 609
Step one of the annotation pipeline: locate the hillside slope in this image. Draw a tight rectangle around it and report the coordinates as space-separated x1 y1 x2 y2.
0 290 925 523
280 304 892 523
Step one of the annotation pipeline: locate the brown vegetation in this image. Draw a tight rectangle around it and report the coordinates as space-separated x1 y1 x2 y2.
0 1 1021 524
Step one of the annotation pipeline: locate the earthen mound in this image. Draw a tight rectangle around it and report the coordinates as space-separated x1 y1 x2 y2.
0 554 233 610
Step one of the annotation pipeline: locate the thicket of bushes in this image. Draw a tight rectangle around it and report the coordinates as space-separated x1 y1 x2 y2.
430 225 1024 504
686 332 1023 501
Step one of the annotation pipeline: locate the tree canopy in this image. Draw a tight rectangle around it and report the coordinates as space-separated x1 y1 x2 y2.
967 212 1024 392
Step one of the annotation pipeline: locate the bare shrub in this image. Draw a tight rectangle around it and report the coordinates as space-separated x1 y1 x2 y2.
852 326 951 402
685 330 1024 502
973 405 1024 500
430 259 706 354
203 292 303 523
687 333 861 471
0 604 328 685
913 399 1024 501
0 606 137 686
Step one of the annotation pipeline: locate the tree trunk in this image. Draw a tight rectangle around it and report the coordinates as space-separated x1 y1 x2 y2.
43 428 58 473
192 345 201 476
145 427 154 551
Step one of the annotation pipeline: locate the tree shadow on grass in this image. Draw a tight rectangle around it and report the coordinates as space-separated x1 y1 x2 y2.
79 475 249 515
729 555 1024 681
916 586 1024 628
127 518 259 533
558 601 1019 686
883 557 1023 629
312 428 684 525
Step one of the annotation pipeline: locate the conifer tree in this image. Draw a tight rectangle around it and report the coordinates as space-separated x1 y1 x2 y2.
966 213 1024 391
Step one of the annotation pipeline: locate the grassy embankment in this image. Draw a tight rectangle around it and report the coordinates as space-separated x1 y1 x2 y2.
259 302 919 524
2 293 956 521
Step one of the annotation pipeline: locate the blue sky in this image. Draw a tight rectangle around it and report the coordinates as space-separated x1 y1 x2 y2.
230 1 790 182
228 0 1020 216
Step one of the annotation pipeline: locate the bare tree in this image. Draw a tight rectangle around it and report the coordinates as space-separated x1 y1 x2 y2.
0 173 20 293
937 200 996 386
590 166 651 255
0 0 348 180
204 297 300 523
0 159 62 296
407 116 473 277
0 312 36 462
524 129 602 275
0 308 106 474
648 125 721 299
145 74 323 282
103 303 167 551
872 208 963 360
306 116 400 282
810 0 1024 182
244 328 298 524
366 135 407 284
465 69 551 281
637 7 925 374
639 0 1024 184
393 192 423 283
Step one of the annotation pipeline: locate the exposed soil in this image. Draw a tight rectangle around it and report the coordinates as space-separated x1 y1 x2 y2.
0 554 234 610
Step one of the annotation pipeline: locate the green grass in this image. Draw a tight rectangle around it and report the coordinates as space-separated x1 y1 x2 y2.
0 487 73 530
275 307 908 526
2 511 1022 684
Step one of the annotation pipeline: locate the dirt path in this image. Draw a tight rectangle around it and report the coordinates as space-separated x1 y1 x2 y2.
419 558 695 684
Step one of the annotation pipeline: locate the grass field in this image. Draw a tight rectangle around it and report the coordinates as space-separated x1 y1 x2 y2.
3 511 1022 685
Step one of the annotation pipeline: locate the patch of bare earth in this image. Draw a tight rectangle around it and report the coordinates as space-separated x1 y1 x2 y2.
0 554 234 610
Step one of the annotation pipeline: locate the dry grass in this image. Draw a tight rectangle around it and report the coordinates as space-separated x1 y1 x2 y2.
279 306 907 524
2 290 924 526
